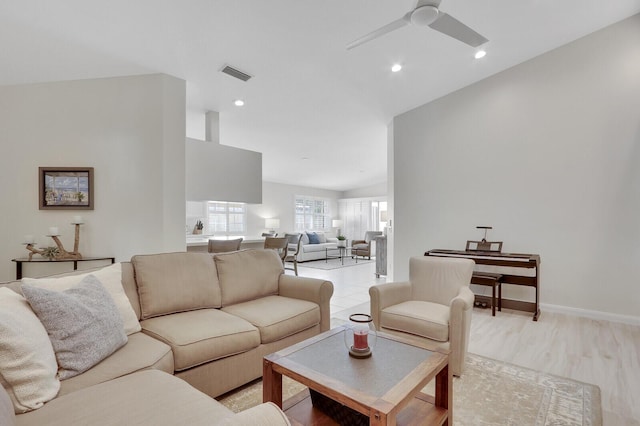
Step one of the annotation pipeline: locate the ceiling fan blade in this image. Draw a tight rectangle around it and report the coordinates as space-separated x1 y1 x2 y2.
346 14 411 50
428 12 488 47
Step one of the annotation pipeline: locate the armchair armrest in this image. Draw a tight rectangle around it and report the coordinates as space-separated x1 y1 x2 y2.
369 281 411 330
278 275 334 332
449 285 475 376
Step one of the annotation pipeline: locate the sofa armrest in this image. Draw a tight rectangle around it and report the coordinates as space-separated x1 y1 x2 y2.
326 237 338 243
278 275 334 332
221 402 291 426
0 385 16 426
369 281 411 330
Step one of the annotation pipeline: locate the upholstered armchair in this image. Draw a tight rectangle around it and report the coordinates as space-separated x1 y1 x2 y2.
352 231 383 260
369 256 475 376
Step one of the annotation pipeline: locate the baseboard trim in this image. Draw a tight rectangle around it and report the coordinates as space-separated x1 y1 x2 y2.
540 303 640 326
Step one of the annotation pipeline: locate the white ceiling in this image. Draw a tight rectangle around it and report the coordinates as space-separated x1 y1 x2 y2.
1 1 639 191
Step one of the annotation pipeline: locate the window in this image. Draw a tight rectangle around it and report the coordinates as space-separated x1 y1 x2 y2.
207 201 246 236
295 196 330 231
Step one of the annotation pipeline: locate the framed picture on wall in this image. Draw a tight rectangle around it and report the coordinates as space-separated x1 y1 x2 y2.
39 167 94 210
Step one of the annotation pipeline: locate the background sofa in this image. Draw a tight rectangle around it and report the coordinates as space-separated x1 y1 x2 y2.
0 249 334 425
294 231 338 262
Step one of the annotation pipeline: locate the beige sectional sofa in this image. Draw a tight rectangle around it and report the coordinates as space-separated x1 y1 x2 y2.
0 249 334 425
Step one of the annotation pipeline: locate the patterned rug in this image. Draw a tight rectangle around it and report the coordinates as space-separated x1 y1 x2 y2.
217 353 602 425
298 257 374 270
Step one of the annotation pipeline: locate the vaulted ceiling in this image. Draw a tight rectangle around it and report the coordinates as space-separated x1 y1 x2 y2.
1 1 639 191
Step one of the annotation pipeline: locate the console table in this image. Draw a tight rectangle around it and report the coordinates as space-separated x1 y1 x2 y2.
11 257 115 280
425 249 541 321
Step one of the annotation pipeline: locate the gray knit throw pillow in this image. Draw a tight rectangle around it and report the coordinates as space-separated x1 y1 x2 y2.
22 274 127 379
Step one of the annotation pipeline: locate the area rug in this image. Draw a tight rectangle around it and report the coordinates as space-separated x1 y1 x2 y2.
217 353 602 425
299 257 374 270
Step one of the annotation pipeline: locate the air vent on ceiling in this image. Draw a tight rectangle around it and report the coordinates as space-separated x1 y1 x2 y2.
220 65 252 82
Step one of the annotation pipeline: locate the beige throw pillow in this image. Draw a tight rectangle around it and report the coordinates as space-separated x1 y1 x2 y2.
22 275 128 380
0 288 60 413
21 263 141 335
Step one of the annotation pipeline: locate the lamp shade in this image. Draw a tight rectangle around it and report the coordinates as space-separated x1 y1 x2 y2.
332 219 343 228
265 218 280 229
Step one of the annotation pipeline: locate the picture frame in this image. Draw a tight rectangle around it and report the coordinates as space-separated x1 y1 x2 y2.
39 167 94 210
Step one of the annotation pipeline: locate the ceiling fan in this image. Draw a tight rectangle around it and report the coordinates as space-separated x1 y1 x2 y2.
346 0 488 50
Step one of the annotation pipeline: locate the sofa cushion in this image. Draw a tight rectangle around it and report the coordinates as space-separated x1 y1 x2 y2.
214 249 283 306
0 288 60 413
302 243 332 253
57 332 173 396
22 275 128 380
380 300 450 342
21 263 141 335
14 370 236 426
220 402 291 426
141 309 261 371
222 295 320 344
0 385 15 426
306 232 320 244
132 252 222 319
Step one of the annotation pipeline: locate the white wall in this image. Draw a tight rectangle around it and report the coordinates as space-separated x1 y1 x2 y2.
249 182 342 236
391 14 640 318
342 182 387 199
186 137 262 203
0 74 186 280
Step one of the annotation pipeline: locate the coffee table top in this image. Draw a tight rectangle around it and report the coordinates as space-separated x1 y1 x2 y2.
264 327 449 419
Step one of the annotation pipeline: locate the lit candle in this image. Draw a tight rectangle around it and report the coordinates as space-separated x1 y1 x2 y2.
24 235 34 244
49 227 59 236
353 329 369 350
72 215 83 224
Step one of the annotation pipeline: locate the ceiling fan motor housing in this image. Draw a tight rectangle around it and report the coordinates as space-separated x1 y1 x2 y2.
411 5 440 26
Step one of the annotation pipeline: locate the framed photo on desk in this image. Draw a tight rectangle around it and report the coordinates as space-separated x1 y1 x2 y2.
39 167 94 210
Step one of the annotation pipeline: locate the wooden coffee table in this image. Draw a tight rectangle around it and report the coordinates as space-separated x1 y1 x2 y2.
263 327 451 425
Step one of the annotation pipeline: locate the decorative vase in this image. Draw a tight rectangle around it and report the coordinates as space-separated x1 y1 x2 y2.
344 313 376 358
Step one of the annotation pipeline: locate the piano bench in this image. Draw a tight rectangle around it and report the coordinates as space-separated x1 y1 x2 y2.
471 273 503 316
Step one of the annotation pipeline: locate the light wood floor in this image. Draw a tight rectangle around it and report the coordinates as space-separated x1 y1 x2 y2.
469 307 640 425
296 261 640 425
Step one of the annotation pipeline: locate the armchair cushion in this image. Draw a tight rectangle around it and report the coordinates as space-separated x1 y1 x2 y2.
381 301 449 342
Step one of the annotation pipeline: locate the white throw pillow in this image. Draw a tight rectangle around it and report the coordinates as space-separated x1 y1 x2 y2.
0 288 60 413
21 263 141 335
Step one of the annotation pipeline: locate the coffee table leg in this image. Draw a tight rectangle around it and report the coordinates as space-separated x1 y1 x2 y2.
435 363 452 426
263 359 283 408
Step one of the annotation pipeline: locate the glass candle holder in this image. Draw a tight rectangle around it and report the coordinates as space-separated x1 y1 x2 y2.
344 313 376 358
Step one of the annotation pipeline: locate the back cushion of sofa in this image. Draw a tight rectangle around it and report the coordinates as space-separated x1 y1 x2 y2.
214 249 283 306
132 252 221 319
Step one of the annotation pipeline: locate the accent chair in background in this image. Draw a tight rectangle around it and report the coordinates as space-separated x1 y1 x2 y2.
352 231 383 260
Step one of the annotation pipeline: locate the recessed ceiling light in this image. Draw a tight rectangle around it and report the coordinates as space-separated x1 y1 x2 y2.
391 64 402 72
474 50 487 59
234 99 245 107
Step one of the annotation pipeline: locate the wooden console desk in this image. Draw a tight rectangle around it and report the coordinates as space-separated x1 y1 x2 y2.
425 249 541 321
11 257 115 280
